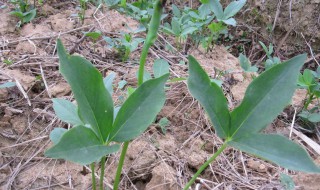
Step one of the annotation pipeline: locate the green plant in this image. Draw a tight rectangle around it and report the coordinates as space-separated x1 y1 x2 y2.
184 54 320 189
85 31 102 52
298 68 320 109
238 53 258 72
104 33 144 62
46 1 166 190
45 40 168 190
10 0 37 27
259 41 281 70
297 68 320 124
78 0 88 23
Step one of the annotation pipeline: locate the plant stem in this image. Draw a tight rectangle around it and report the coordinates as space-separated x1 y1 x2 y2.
113 142 129 190
100 156 106 190
138 0 165 85
183 141 229 190
120 0 126 7
113 1 166 189
91 163 96 190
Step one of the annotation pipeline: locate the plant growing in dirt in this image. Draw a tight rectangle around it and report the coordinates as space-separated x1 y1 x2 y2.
9 0 37 27
45 1 167 189
185 54 320 189
297 68 320 125
104 32 144 62
259 41 281 70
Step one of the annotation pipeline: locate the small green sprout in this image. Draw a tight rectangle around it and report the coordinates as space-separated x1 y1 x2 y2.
238 53 258 72
9 0 37 27
259 41 281 70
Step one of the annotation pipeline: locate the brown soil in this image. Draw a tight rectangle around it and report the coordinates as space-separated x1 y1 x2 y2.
0 1 319 190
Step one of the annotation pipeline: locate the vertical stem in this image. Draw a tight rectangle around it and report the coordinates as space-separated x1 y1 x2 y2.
113 1 166 189
120 0 126 7
113 142 129 190
100 156 106 190
183 142 228 190
91 163 96 190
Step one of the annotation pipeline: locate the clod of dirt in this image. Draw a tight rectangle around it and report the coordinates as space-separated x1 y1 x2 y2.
16 41 38 54
10 116 27 135
292 89 308 107
41 4 56 15
125 140 157 180
3 69 35 90
247 159 267 173
0 8 17 35
157 134 177 153
49 82 71 97
49 13 74 32
21 23 53 37
0 88 9 100
145 162 179 190
100 10 139 32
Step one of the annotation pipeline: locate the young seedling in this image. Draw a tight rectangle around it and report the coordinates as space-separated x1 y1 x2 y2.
45 40 168 190
185 54 320 189
10 0 37 27
259 41 281 70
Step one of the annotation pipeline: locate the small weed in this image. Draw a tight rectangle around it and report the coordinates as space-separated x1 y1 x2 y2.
9 0 37 27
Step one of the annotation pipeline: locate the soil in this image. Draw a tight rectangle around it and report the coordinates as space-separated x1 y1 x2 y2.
1 1 320 190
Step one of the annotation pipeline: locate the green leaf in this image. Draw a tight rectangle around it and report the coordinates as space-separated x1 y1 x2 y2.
223 0 246 19
57 39 114 141
45 126 120 165
229 134 320 173
280 173 295 190
110 74 169 142
298 69 315 87
171 18 181 36
181 27 198 36
209 0 224 19
103 72 116 95
222 18 236 26
239 53 258 72
0 82 16 89
230 54 306 139
118 80 127 89
85 31 102 41
172 4 181 18
52 98 84 126
187 55 230 139
22 9 36 23
153 59 170 78
49 128 67 144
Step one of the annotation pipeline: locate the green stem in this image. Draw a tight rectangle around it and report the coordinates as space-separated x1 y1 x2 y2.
91 163 96 190
183 141 229 190
304 92 314 109
113 142 129 190
120 0 126 7
100 156 106 190
113 1 165 189
138 0 165 85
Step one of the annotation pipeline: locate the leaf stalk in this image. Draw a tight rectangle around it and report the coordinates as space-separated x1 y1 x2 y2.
183 141 229 190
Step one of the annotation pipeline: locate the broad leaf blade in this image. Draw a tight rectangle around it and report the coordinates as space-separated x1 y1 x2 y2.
208 0 224 19
229 134 320 173
49 128 67 145
153 59 170 78
230 54 306 138
223 0 246 19
45 126 120 165
57 40 114 141
187 55 230 138
110 74 169 142
52 98 84 126
103 72 116 95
